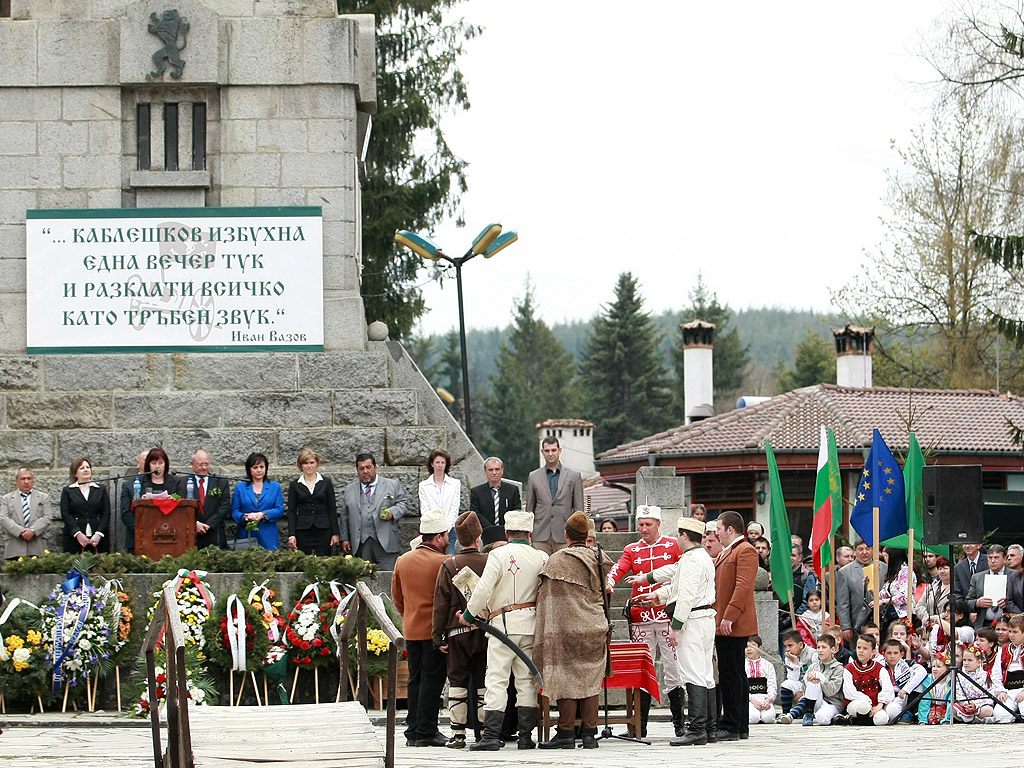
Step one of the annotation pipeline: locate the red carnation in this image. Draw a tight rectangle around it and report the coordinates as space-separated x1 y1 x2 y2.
156 673 166 684
312 638 322 647
300 640 310 650
321 648 330 656
246 642 254 650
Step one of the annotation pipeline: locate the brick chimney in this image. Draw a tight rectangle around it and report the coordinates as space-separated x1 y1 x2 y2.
832 324 874 388
681 319 715 424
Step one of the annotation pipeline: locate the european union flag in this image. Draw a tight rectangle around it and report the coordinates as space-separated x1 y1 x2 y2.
850 429 907 546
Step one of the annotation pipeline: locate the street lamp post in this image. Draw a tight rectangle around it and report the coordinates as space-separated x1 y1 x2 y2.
394 224 518 445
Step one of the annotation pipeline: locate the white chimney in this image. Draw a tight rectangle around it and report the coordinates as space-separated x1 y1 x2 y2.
536 418 599 478
681 319 715 424
833 324 874 388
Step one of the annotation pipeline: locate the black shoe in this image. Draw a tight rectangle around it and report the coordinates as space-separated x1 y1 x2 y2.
581 733 598 749
415 733 448 747
832 714 851 726
670 730 707 746
739 731 749 740
706 730 718 744
538 729 576 749
715 729 739 742
405 738 416 747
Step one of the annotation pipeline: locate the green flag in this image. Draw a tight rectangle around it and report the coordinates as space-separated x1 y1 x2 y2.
765 440 795 606
882 433 942 553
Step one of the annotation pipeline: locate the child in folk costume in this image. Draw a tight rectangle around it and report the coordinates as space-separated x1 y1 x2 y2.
954 643 1002 723
991 613 1024 719
994 614 1011 650
778 629 816 716
881 639 927 723
837 633 894 725
795 590 827 647
781 633 846 725
917 652 952 725
745 636 777 724
975 627 999 678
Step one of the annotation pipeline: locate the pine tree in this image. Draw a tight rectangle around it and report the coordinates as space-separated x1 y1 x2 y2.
479 286 579 483
776 329 837 391
670 275 750 418
578 273 674 454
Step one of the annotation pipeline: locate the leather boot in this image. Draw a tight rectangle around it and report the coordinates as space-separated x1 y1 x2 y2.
705 687 718 743
469 710 504 751
538 727 576 749
580 727 599 749
639 689 652 738
670 684 707 746
517 707 538 749
668 687 686 737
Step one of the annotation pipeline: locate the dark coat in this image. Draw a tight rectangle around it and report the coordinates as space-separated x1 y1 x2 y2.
192 474 233 549
468 481 521 529
287 476 340 537
60 484 111 553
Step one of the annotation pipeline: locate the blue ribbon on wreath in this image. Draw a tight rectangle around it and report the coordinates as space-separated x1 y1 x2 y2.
52 570 93 690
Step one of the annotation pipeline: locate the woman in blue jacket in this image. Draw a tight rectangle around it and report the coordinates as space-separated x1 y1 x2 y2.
231 452 284 549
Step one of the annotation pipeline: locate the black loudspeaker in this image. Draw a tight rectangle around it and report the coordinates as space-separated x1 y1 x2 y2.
922 465 984 545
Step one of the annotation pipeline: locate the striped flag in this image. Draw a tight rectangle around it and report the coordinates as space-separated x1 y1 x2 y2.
811 426 842 577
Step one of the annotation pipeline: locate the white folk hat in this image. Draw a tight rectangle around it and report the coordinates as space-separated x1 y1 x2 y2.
636 504 662 521
504 510 534 533
420 507 449 535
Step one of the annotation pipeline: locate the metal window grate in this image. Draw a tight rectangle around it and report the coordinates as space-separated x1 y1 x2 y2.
164 103 179 171
137 104 151 170
192 102 206 171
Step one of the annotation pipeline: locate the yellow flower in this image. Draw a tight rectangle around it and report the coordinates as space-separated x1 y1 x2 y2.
5 635 25 652
26 630 42 646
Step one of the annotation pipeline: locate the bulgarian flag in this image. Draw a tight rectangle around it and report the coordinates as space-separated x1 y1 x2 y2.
810 426 842 578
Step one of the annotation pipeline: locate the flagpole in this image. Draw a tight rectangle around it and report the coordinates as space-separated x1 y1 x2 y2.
906 527 915 621
828 541 837 629
872 506 881 630
788 588 797 634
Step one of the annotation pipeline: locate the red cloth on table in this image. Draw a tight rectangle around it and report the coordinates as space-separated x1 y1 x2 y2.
151 497 181 515
602 641 660 702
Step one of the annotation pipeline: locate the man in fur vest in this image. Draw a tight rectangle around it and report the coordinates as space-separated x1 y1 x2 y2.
432 511 489 748
461 510 547 751
535 511 612 749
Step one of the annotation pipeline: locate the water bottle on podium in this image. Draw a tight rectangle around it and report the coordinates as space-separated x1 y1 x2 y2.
186 476 195 500
133 477 142 500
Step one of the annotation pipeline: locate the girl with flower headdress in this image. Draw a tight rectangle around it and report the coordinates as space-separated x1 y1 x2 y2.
917 652 952 725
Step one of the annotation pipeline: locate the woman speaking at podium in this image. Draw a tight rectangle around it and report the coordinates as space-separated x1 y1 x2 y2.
60 457 111 553
231 452 285 550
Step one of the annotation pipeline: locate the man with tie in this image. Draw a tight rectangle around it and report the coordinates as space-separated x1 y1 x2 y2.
469 456 521 530
190 449 233 549
954 542 986 602
340 452 410 570
525 437 583 555
1 467 52 559
966 544 1019 628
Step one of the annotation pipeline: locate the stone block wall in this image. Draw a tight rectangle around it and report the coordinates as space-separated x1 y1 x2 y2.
0 343 486 553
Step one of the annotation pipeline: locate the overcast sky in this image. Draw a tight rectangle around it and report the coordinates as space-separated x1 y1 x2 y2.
410 1 958 337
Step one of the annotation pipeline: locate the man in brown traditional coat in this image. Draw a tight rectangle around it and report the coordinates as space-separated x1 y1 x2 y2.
535 511 612 749
432 511 489 748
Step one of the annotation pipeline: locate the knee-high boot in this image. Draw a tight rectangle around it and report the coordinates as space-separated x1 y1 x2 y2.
469 710 504 751
668 687 686 737
639 690 653 738
670 684 708 746
706 686 718 743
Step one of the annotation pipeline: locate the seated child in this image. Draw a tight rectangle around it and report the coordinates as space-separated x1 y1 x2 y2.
780 633 846 725
860 621 885 663
882 638 927 723
779 629 816 714
955 643 1000 723
917 651 952 725
825 625 851 665
991 613 1024 719
976 627 999 683
994 615 1011 651
746 635 777 724
839 633 894 725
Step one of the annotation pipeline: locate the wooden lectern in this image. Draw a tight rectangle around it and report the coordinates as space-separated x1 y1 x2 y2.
134 499 197 559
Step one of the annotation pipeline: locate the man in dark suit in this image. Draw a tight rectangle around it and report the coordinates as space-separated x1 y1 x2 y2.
190 449 233 549
836 539 887 646
966 544 1018 628
525 437 583 555
954 542 986 602
469 456 521 529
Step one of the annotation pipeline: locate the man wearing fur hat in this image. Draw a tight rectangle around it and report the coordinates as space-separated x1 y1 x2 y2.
631 516 717 745
606 504 684 737
534 511 612 749
460 509 547 751
432 511 489 748
392 508 451 747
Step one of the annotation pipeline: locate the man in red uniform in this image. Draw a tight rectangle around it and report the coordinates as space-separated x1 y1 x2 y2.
606 505 684 736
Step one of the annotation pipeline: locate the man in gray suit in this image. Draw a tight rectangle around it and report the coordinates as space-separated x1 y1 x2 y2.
966 544 1019 628
525 437 583 555
1 468 52 559
953 542 986 601
836 539 887 647
340 452 410 570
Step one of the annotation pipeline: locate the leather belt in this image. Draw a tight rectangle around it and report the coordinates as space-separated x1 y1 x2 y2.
488 602 536 620
692 604 714 612
447 625 477 637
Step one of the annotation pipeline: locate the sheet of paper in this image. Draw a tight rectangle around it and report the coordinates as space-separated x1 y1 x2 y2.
983 573 1007 603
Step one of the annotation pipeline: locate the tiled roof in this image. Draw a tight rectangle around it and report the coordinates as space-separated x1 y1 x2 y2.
596 384 1024 463
582 475 630 516
537 418 596 429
